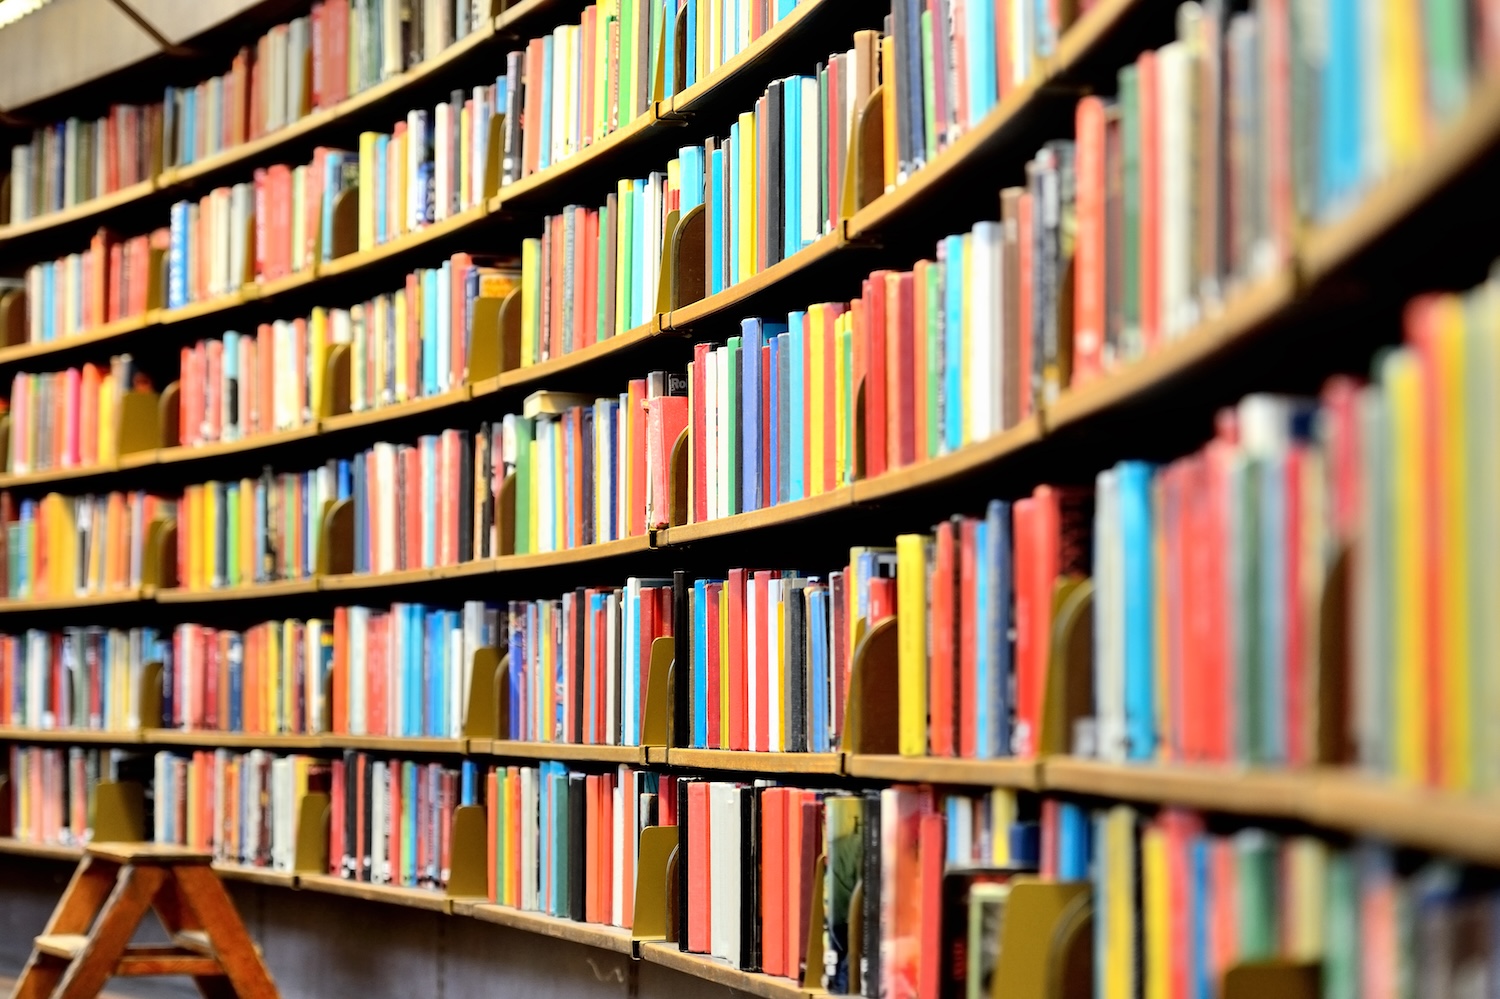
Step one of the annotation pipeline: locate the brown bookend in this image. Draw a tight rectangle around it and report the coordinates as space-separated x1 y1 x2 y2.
654 208 682 314
1223 962 1320 999
137 661 164 730
853 375 867 481
842 617 899 755
1317 543 1353 765
632 825 679 942
143 518 178 592
446 804 489 899
315 498 354 576
0 414 9 472
320 670 333 734
497 471 517 556
669 426 690 528
664 843 681 943
672 6 688 106
842 86 887 223
991 880 1090 999
802 855 828 989
462 647 502 740
468 288 522 383
0 289 24 347
158 381 181 447
241 213 258 288
319 343 352 419
93 781 147 842
669 203 706 310
116 388 164 457
330 187 360 260
293 791 331 874
484 113 505 200
1039 579 1093 756
641 636 676 748
0 774 11 837
1044 891 1093 999
498 288 522 371
0 175 8 226
148 243 168 311
847 881 864 996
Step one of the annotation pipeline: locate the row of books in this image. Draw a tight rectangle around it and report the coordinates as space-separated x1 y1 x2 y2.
3 745 138 847
329 751 467 888
5 104 162 224
2 0 487 227
1086 264 1500 791
250 148 358 282
4 491 172 601
24 229 161 343
152 749 325 872
176 465 338 591
485 762 656 924
6 355 143 475
0 627 166 733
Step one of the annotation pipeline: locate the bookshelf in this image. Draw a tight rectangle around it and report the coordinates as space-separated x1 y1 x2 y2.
3 0 1499 996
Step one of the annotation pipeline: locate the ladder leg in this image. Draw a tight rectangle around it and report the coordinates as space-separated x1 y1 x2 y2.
150 875 229 999
52 865 167 999
171 867 279 999
9 856 122 999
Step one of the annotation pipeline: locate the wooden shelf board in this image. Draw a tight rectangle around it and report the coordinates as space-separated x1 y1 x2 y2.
320 735 467 754
645 746 669 765
665 749 843 775
0 588 145 614
667 0 836 115
459 902 635 953
0 312 158 367
1043 274 1298 431
253 269 318 300
667 232 843 332
0 837 82 862
846 755 1040 789
659 486 855 548
0 460 123 489
853 419 1042 504
118 449 160 470
1305 772 1500 868
322 387 473 433
159 290 248 327
639 942 808 999
156 578 319 603
142 730 326 750
496 535 654 572
320 203 490 280
1050 0 1148 74
0 726 143 745
473 318 666 400
0 178 156 245
213 863 297 888
298 873 453 912
1300 74 1500 285
494 109 658 206
1041 758 1312 821
156 423 324 467
481 740 648 764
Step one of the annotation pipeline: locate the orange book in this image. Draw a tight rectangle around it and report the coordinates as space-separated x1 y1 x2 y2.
599 772 614 924
918 811 945 999
1073 95 1107 385
760 788 787 977
487 769 499 902
586 774 601 924
929 519 957 757
687 781 712 952
784 789 808 976
912 261 930 461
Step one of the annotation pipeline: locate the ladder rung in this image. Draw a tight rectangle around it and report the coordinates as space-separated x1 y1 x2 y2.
33 933 88 959
115 951 225 977
172 929 263 957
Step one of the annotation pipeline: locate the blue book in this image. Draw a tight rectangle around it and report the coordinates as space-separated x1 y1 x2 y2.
777 332 791 504
461 761 477 805
375 134 390 242
768 334 781 506
708 148 726 292
539 36 554 169
1322 0 1362 216
184 88 197 166
777 0 796 18
168 203 189 309
943 234 966 452
741 319 764 512
728 125 741 286
685 0 697 88
1118 461 1157 760
693 579 709 747
337 459 352 501
810 587 829 751
1057 802 1090 880
967 0 997 128
783 81 801 258
1191 838 1211 999
437 260 453 388
986 499 1013 757
422 268 440 395
227 634 243 731
787 312 806 500
680 145 705 214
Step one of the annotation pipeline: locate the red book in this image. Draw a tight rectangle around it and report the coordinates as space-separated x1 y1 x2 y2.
585 774 601 923
822 304 841 492
1012 498 1040 758
1407 296 1445 786
1040 798 1060 878
692 344 711 523
918 811 945 999
930 519 957 757
888 273 912 468
599 772 614 921
705 582 723 748
687 781 711 952
727 568 747 751
1016 193 1034 420
784 790 807 975
332 606 348 733
864 273 890 478
760 788 786 976
995 0 1010 101
1073 95 1107 385
794 796 822 978
1138 50 1161 350
628 378 648 536
753 570 778 751
646 395 689 529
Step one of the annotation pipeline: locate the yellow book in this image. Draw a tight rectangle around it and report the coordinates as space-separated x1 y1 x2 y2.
358 132 377 251
616 179 632 337
1435 296 1471 790
1142 820 1168 999
282 619 297 732
1284 836 1327 962
738 111 756 278
720 583 730 748
1104 806 1137 999
265 622 281 734
809 306 826 495
834 312 849 485
241 478 256 591
97 373 115 462
310 307 328 419
204 484 221 588
776 584 786 750
1473 272 1500 792
882 38 898 191
988 789 1015 866
459 103 472 209
521 238 541 368
1384 0 1424 165
1383 347 1427 782
392 130 407 238
896 533 930 756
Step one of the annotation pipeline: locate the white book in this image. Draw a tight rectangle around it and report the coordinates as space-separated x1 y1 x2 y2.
800 78 819 244
1094 468 1125 763
448 626 463 739
381 0 402 79
1159 40 1193 338
611 779 624 926
970 222 1004 442
606 590 620 746
716 347 730 519
521 767 537 910
747 573 759 751
704 347 719 519
623 579 639 744
768 579 783 750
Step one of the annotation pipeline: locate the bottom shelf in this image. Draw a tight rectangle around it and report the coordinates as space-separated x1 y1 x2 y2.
456 901 634 954
638 941 808 999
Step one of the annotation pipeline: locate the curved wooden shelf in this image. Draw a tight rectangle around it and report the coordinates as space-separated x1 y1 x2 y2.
143 730 326 750
846 754 1041 789
0 726 143 745
852 419 1043 504
471 318 665 400
0 312 159 367
214 863 299 888
638 941 806 999
0 837 86 861
664 749 842 775
152 423 324 468
491 108 660 209
0 179 156 245
297 873 454 912
457 902 635 953
323 735 467 754
321 387 473 433
0 588 145 614
666 231 846 333
657 486 854 547
480 740 648 764
156 578 318 603
319 562 490 593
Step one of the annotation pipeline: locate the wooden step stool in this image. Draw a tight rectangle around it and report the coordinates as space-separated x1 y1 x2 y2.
10 842 278 999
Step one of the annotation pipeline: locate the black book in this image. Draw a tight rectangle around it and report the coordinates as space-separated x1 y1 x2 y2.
360 753 374 882
502 51 524 187
783 577 808 752
862 790 881 999
739 785 762 971
581 406 595 547
568 774 586 921
673 570 691 745
457 428 474 562
572 588 587 740
766 80 784 268
676 777 692 950
478 423 494 558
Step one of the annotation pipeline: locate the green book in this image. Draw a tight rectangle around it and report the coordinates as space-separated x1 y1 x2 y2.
1234 828 1279 961
1119 64 1141 359
620 0 636 121
1425 0 1468 122
620 187 635 336
925 262 942 458
513 415 535 556
727 335 742 515
1323 848 1358 999
921 11 937 165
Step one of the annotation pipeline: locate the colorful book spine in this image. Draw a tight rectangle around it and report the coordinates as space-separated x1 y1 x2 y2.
6 103 163 223
4 743 139 846
329 751 462 889
176 466 337 590
7 355 136 473
2 490 170 601
166 184 255 308
23 229 162 341
0 627 166 731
